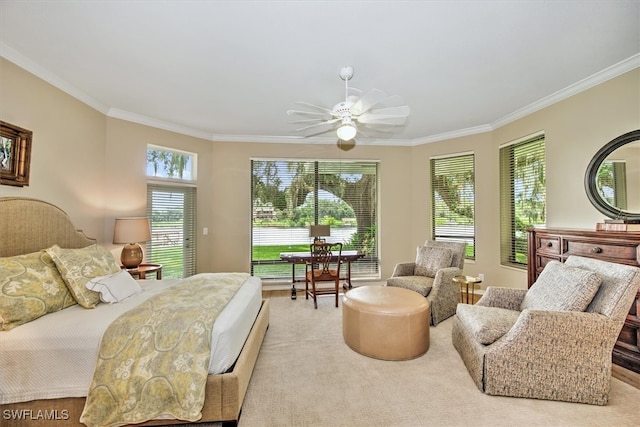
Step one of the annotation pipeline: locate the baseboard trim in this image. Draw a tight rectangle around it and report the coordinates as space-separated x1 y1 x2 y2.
612 364 640 390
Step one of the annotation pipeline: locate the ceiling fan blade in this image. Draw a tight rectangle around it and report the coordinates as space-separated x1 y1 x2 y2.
357 105 409 121
357 109 409 125
375 105 410 114
347 86 363 101
289 119 327 126
294 118 340 133
294 101 333 113
350 88 388 115
287 109 329 118
301 123 341 138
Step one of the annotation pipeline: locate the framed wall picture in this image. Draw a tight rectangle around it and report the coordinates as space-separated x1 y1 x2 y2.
1 121 32 187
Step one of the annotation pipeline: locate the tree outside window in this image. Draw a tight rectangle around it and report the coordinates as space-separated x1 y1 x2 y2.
251 160 379 280
430 153 475 259
499 135 546 267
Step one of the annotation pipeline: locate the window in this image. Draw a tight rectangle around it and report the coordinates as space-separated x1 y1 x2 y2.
251 159 379 280
146 146 197 278
430 153 475 259
146 144 196 181
499 133 546 267
146 184 197 278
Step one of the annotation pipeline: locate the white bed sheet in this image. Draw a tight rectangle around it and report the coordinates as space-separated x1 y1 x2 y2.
0 275 262 405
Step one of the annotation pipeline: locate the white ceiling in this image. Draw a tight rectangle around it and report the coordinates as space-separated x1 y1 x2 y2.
1 1 639 146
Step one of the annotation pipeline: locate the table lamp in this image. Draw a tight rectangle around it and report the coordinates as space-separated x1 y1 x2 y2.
113 217 151 268
309 224 330 243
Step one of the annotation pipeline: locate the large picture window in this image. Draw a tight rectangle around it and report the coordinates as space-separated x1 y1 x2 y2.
430 153 475 259
499 133 546 267
251 159 379 281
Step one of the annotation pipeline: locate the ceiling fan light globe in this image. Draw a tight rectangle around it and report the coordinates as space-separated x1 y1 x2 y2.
337 124 357 141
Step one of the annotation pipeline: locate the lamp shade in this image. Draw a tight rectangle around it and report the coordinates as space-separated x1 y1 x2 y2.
113 217 151 244
309 224 330 238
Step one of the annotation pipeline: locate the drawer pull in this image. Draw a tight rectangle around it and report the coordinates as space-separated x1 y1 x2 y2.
546 242 553 247
592 246 603 254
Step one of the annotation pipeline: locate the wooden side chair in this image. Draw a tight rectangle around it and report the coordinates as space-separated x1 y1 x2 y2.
305 242 343 308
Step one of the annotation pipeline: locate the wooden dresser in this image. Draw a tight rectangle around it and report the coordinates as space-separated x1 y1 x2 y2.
526 227 640 375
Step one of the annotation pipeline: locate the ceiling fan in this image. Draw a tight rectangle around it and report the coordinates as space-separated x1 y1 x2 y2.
287 66 410 142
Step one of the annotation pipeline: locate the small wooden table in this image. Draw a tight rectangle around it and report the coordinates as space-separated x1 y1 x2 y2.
124 263 163 280
280 250 365 299
453 275 482 304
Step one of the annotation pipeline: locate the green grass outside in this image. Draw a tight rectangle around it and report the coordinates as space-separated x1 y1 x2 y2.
252 244 310 260
152 242 487 279
149 246 184 279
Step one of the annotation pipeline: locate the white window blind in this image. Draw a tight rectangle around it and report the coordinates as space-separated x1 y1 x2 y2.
499 134 546 267
430 153 475 259
251 159 379 280
146 184 197 278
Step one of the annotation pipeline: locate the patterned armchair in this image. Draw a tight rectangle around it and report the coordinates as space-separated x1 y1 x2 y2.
452 255 640 405
386 240 466 326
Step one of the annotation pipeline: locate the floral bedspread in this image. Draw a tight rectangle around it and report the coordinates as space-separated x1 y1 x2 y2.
80 272 249 427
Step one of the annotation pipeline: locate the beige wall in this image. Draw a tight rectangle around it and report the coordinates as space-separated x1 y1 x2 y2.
103 118 215 269
0 58 107 240
2 56 638 289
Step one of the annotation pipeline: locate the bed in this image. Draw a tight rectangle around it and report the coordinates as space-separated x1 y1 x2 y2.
0 197 270 426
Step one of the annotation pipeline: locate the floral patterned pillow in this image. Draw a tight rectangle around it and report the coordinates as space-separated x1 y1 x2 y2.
46 244 122 309
0 250 77 331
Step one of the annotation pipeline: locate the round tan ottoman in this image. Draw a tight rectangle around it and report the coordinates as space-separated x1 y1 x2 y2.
342 286 430 360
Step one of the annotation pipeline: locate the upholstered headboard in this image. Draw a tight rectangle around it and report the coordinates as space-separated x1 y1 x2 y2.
0 197 96 257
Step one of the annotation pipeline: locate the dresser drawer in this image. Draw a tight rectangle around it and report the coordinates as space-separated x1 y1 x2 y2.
536 236 560 255
564 240 639 263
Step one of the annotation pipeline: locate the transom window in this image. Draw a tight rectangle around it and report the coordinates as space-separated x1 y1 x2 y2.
146 144 196 182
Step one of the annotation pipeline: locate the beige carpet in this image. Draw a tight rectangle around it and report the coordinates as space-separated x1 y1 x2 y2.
237 294 640 427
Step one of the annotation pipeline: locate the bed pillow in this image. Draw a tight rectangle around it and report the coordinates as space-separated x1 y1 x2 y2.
521 261 602 312
46 244 122 309
0 250 77 331
414 246 453 277
86 270 142 303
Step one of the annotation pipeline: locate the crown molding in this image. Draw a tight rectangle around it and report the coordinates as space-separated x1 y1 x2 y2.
3 43 638 146
490 53 640 130
107 108 214 140
411 124 494 146
0 42 110 115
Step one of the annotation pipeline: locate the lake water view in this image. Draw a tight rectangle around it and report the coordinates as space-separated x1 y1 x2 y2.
252 226 357 245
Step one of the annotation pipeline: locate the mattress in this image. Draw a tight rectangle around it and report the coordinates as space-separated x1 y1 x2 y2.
0 275 262 405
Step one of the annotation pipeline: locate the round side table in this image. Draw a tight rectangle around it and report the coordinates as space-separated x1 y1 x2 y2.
453 275 482 304
124 263 163 280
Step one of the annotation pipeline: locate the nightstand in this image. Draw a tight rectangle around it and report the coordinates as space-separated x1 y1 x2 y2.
124 263 163 280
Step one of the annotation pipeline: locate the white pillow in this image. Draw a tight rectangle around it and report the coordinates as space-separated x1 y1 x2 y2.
85 270 142 303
